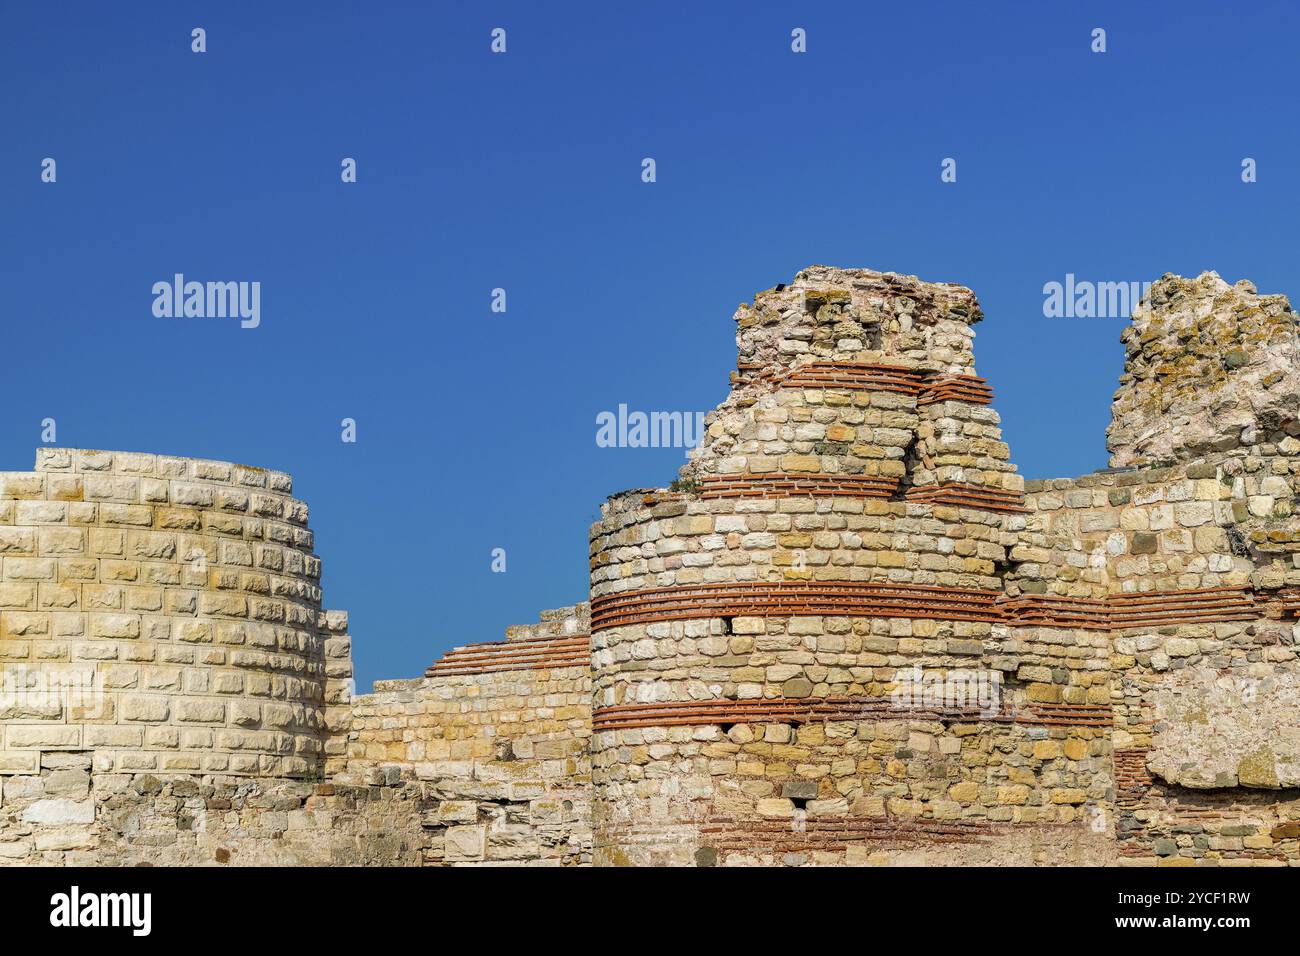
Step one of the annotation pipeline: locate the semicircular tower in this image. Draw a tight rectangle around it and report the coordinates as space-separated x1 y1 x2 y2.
588 267 1113 866
0 448 353 779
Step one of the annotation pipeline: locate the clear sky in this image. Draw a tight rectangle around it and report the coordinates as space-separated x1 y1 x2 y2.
5 1 1299 687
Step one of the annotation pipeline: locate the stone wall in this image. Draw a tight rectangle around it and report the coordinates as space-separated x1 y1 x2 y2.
0 753 431 866
6 266 1300 868
0 449 397 867
345 605 592 865
1012 272 1300 864
584 266 1300 866
1107 273 1300 467
0 448 351 779
587 268 1114 866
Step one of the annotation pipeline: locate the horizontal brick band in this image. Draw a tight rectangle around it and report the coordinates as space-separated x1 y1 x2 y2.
1107 587 1258 628
999 594 1109 630
696 473 1024 515
590 581 1004 631
1005 587 1258 631
425 634 588 677
700 815 999 852
593 697 1008 731
917 374 993 406
733 363 995 410
1277 590 1300 614
593 583 1269 634
1258 586 1300 618
696 472 900 500
1016 703 1112 727
591 697 1111 732
779 362 928 394
905 482 1028 513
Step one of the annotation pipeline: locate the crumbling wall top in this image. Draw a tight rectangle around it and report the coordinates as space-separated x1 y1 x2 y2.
1107 272 1300 467
505 603 590 641
733 265 983 378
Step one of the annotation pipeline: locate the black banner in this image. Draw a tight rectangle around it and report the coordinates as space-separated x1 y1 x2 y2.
0 865 1275 943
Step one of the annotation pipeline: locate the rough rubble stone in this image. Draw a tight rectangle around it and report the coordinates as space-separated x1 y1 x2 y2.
1108 271 1300 467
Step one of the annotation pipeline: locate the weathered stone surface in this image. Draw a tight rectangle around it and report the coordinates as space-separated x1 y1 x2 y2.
444 825 487 862
579 266 1300 867
1148 672 1300 789
1108 272 1300 466
21 798 94 825
0 449 353 782
343 604 593 866
8 265 1300 869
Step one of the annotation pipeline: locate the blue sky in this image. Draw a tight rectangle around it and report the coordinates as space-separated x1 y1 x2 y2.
4 1 1299 687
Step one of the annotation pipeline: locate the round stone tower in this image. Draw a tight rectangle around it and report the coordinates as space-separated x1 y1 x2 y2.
588 267 1111 866
0 448 353 778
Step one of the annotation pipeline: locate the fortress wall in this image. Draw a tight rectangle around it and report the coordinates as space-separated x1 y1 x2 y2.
0 448 415 866
587 556 1112 867
0 448 346 779
1019 447 1300 864
588 269 1113 866
1005 272 1300 865
345 605 592 865
0 758 431 866
1106 274 1300 468
9 267 1300 868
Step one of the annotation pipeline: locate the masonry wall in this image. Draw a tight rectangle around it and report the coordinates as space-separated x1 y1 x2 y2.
0 449 393 866
0 754 430 865
584 267 1300 866
0 448 354 778
1019 448 1300 864
1016 272 1300 865
345 605 592 865
7 268 1300 869
587 269 1114 866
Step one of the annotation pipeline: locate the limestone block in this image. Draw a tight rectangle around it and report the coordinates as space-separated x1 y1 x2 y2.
22 798 95 825
444 824 487 862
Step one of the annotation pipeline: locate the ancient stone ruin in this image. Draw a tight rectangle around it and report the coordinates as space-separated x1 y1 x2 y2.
4 265 1300 865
